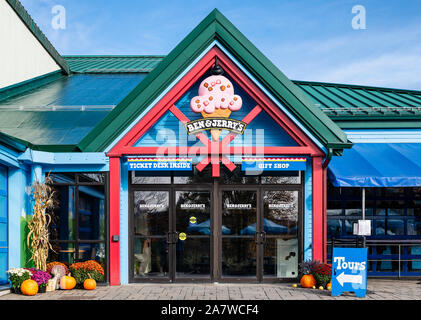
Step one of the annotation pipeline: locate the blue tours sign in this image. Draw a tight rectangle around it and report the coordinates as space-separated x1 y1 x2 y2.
241 157 307 171
331 248 368 298
127 158 193 171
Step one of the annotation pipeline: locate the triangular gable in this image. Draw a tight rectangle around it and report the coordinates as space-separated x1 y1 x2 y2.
108 47 325 177
134 72 299 148
78 9 350 153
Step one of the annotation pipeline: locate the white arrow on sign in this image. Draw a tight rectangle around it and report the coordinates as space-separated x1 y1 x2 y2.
336 272 363 286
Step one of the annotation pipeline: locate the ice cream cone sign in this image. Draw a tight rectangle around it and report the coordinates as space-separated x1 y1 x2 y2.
188 58 243 141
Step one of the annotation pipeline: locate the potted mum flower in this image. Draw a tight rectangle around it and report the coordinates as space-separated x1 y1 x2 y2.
6 268 32 294
25 268 52 293
312 263 332 288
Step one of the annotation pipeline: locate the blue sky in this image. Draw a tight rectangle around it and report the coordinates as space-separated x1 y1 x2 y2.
21 0 421 90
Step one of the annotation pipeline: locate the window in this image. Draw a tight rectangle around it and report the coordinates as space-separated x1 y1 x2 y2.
48 173 108 282
327 184 421 276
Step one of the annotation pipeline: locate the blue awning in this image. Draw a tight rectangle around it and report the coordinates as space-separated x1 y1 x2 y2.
328 143 421 187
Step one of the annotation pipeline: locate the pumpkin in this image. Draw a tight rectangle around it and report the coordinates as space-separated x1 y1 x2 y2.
21 279 39 296
326 282 332 290
59 275 76 290
83 278 96 290
300 274 316 288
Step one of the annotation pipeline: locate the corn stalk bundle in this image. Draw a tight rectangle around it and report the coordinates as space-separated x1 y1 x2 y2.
27 175 57 271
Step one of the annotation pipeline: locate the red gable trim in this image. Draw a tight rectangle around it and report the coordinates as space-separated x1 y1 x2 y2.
108 46 323 158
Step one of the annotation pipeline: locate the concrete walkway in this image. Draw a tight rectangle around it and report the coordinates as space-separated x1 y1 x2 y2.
1 279 420 300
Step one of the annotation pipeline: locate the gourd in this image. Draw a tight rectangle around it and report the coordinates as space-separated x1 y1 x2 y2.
21 279 39 296
60 275 76 290
83 278 97 290
300 274 316 288
51 265 67 290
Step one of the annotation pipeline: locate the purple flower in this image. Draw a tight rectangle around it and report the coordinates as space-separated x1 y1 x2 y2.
25 268 52 285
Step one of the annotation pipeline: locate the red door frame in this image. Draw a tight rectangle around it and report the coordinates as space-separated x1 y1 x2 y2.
106 47 327 285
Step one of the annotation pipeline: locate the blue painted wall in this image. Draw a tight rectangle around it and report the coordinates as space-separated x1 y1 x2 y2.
304 157 313 261
120 158 129 284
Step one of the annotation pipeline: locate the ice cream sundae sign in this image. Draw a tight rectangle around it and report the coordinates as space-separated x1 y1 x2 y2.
187 59 246 141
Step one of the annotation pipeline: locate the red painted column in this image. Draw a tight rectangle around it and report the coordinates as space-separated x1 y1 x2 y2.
109 156 121 285
322 167 328 263
312 156 324 262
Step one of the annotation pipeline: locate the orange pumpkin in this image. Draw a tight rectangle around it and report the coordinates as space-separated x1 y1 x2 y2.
59 275 76 290
21 279 38 296
83 278 96 290
300 274 316 288
326 282 332 290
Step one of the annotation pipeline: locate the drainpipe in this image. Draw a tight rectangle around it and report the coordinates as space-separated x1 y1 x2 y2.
322 148 333 169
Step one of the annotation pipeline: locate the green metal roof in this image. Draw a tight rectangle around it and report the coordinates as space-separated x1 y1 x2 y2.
0 73 146 109
63 56 165 73
294 80 421 119
0 73 146 148
63 57 421 120
6 0 70 75
0 111 109 147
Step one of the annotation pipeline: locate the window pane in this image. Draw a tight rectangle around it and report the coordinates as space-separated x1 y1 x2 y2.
174 167 213 184
327 219 342 237
375 219 386 235
345 201 362 216
385 188 405 198
386 219 404 236
176 238 210 278
50 173 76 184
50 186 75 241
222 190 257 235
133 191 169 236
408 200 421 217
222 238 256 277
134 237 168 278
77 242 106 281
48 242 76 265
327 201 342 216
176 191 210 235
263 191 298 236
261 172 301 184
407 219 421 236
344 220 356 235
264 238 298 278
343 188 361 198
219 167 259 185
131 172 171 184
78 185 105 240
408 246 421 271
78 173 105 184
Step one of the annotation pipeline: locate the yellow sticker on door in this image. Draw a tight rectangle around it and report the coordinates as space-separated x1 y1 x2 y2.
179 232 187 241
189 216 197 225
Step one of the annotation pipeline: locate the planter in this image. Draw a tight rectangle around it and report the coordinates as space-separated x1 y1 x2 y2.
10 287 21 294
38 285 47 293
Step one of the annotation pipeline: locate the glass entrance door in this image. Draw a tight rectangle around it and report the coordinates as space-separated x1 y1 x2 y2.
131 188 212 282
262 190 299 279
132 191 170 280
220 187 300 282
221 189 258 280
175 190 211 280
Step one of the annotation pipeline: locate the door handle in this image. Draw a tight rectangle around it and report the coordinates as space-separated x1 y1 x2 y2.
254 232 266 244
173 232 179 243
260 231 266 243
166 231 172 244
